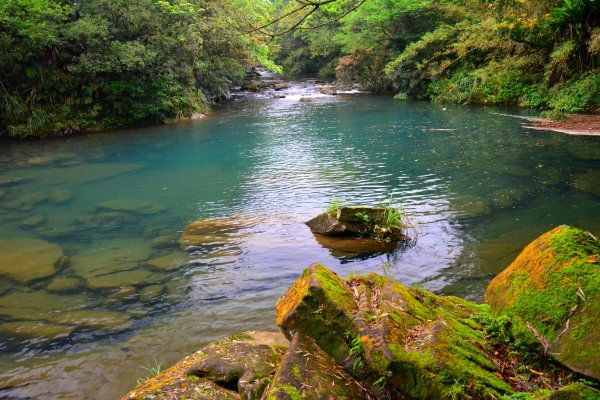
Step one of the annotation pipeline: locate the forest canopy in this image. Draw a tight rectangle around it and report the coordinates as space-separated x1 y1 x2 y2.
0 0 598 138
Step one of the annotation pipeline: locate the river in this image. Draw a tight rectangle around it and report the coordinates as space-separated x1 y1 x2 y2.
0 82 598 399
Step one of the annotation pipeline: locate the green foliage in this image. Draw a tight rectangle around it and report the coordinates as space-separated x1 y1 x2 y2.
393 92 408 101
547 71 600 113
348 334 365 371
326 197 343 214
0 0 274 137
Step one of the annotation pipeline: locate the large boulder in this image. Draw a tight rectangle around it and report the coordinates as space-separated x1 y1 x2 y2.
122 330 288 400
485 225 600 380
276 264 513 399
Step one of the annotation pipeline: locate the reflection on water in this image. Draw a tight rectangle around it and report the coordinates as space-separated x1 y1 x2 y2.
0 83 599 399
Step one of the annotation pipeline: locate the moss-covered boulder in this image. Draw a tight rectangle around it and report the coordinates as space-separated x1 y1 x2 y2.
306 207 387 237
122 330 288 400
276 264 513 399
485 226 600 380
0 239 63 283
306 207 405 254
267 333 371 400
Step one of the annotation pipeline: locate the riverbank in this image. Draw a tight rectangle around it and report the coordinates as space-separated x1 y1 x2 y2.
491 113 600 136
124 226 600 399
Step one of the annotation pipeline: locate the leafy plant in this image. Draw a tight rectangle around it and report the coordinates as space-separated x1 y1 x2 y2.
348 334 365 371
326 197 343 214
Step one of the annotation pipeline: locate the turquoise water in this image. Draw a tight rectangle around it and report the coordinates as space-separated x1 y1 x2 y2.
0 85 599 399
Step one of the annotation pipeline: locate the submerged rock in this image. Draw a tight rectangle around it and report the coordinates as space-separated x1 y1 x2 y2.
146 253 189 271
0 320 75 343
571 171 600 198
21 214 47 228
179 219 244 248
49 309 132 332
485 226 600 380
70 239 152 281
0 239 63 283
46 277 82 293
139 285 166 302
122 330 288 400
97 199 166 215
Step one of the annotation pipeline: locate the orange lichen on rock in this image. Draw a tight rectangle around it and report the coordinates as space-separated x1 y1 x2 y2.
485 226 561 309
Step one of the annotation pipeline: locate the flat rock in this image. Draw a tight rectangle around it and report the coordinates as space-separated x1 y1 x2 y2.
0 239 63 283
49 309 132 331
146 253 189 271
0 290 91 320
485 226 600 380
179 219 244 248
97 199 166 215
46 277 82 293
268 333 371 399
139 285 166 302
0 320 75 342
318 86 337 95
108 286 138 301
70 239 152 279
85 269 164 290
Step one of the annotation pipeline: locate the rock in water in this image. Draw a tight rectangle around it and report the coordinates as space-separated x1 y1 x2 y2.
0 239 63 283
276 264 513 399
485 225 600 380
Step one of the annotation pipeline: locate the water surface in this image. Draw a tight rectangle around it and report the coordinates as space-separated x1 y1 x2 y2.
0 84 599 399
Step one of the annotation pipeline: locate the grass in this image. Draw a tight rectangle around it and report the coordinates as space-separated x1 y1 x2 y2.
136 357 163 386
326 197 343 214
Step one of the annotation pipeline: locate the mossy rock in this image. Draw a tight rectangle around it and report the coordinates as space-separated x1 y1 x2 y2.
485 226 600 380
267 333 371 399
524 383 600 399
276 264 359 371
122 330 288 400
276 264 513 399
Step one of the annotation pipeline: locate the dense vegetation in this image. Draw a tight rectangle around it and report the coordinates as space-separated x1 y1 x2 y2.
1 0 598 137
0 0 276 137
272 0 599 116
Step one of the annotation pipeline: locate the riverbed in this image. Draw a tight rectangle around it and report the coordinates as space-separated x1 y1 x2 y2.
0 82 598 399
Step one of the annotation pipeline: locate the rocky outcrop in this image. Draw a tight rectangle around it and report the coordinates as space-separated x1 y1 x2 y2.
122 330 288 400
485 225 600 380
126 226 600 399
276 264 513 399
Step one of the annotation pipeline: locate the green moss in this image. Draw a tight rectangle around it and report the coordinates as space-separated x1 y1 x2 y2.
280 384 302 400
291 365 301 381
550 227 600 263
